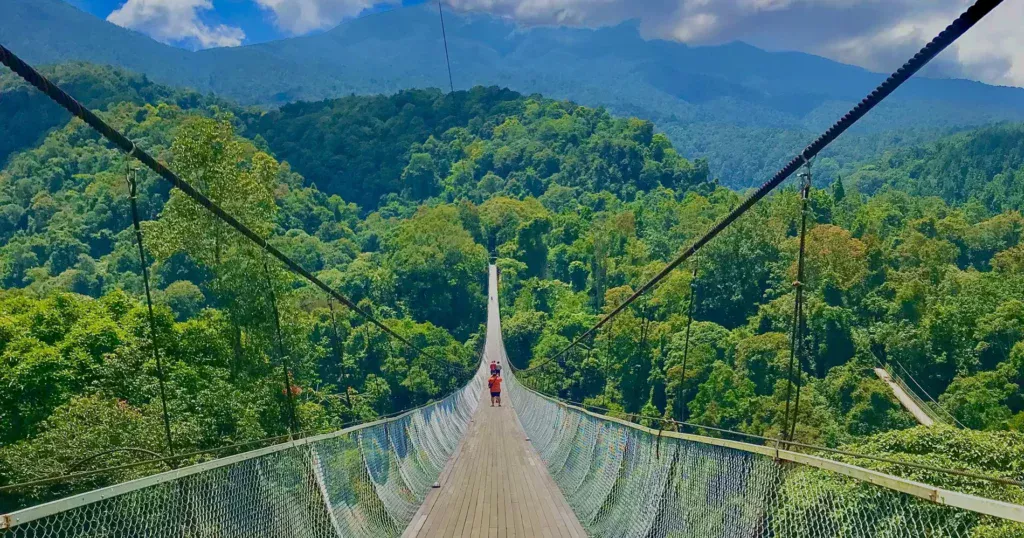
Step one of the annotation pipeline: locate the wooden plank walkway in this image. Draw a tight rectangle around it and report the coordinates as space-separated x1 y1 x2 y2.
874 367 935 426
402 392 587 538
402 265 587 538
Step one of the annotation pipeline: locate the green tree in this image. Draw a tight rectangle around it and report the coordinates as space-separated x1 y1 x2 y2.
385 205 488 339
940 370 1016 430
401 152 439 200
688 361 757 432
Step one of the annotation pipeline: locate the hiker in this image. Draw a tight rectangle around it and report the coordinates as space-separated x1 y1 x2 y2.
494 361 501 375
488 372 502 407
490 360 499 376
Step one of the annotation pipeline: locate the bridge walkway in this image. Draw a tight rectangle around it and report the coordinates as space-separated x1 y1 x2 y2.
402 266 586 538
874 366 936 426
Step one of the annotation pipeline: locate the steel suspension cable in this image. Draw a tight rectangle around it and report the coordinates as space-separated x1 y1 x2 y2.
125 161 175 456
789 292 809 440
437 0 455 93
781 159 812 442
525 0 1006 371
327 298 354 408
263 258 299 434
0 44 467 376
677 258 699 422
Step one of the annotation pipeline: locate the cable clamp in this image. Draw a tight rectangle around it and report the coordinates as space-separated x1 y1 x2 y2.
798 151 814 191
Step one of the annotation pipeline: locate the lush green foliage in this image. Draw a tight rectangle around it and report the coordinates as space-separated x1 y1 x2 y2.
505 179 1024 446
0 62 226 169
776 427 1024 536
245 87 709 209
0 99 484 510
847 123 1024 213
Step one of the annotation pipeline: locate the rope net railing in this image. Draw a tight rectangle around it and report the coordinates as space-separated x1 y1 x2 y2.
0 363 487 537
503 366 1024 537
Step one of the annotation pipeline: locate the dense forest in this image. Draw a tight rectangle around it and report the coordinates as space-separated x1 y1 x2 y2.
0 65 710 509
2 62 1024 517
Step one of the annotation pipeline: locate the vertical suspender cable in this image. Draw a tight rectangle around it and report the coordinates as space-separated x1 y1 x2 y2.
782 157 812 442
328 299 353 408
677 258 699 423
437 0 455 93
788 283 809 442
125 158 175 456
264 259 299 435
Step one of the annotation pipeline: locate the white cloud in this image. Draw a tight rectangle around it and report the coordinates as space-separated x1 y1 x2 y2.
104 0 1024 86
952 1 1024 87
445 0 640 27
107 0 245 49
444 0 1024 87
252 0 386 35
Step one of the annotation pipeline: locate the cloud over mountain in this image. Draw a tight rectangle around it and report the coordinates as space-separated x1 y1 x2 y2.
106 0 245 49
444 0 1024 86
253 0 382 34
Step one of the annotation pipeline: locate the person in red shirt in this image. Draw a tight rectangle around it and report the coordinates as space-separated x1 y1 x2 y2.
490 360 498 376
488 372 503 407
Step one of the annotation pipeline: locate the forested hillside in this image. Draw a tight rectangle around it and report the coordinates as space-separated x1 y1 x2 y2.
0 70 715 509
493 169 1024 508
2 60 1024 511
246 87 709 209
6 0 1024 189
847 123 1024 213
0 63 228 169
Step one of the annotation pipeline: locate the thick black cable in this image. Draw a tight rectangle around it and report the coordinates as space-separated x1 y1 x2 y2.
527 0 1005 370
789 291 808 441
437 0 455 93
126 164 175 457
0 43 461 374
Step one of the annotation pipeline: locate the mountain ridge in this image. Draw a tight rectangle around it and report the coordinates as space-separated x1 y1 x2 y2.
5 0 1024 187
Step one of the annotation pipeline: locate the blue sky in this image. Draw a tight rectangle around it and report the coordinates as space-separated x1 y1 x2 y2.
68 0 276 45
61 0 1024 87
67 0 431 46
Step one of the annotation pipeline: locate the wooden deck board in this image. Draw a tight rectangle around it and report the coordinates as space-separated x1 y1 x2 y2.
402 264 587 538
403 391 588 538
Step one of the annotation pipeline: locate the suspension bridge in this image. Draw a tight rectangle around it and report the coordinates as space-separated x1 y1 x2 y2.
2 0 1024 535
2 265 1024 537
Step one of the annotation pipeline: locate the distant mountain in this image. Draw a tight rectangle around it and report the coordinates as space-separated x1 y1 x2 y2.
4 0 1024 187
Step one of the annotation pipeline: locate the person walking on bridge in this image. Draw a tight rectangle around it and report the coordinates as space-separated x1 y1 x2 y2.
488 371 502 407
